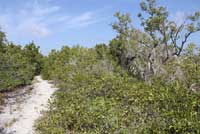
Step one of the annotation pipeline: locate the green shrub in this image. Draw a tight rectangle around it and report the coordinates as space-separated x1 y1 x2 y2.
36 45 200 134
0 33 42 91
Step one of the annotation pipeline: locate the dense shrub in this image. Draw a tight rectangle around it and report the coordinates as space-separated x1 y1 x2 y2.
0 32 42 92
36 45 200 134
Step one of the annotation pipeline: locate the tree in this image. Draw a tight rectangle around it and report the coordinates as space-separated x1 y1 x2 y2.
111 12 138 68
0 32 43 91
23 42 43 75
137 0 200 80
0 29 6 52
138 0 200 62
111 12 152 79
110 0 200 80
112 12 132 40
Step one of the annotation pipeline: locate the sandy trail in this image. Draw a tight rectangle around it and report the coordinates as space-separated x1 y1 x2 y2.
0 76 58 134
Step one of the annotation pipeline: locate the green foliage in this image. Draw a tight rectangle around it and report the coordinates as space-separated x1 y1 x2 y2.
112 12 132 40
0 0 198 133
139 0 200 56
109 0 200 81
181 57 200 86
36 43 200 133
23 42 43 75
160 44 200 87
35 1 200 133
0 31 42 91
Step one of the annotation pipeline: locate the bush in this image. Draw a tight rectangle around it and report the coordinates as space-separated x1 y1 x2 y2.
36 45 200 134
0 33 42 91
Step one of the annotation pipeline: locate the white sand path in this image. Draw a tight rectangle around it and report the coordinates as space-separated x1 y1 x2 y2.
0 76 58 134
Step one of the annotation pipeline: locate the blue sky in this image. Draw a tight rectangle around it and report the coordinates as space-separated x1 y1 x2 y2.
0 0 200 54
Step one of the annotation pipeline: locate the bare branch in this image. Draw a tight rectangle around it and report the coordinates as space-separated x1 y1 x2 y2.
175 29 197 56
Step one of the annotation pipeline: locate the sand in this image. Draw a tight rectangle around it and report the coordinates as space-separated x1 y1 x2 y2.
0 76 57 134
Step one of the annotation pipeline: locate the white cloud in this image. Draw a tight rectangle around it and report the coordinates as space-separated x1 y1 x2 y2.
0 1 57 38
33 6 60 16
17 19 51 37
66 12 97 29
70 12 93 23
0 1 101 39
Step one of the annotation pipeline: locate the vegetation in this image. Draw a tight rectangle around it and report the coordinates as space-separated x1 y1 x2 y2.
0 32 42 92
111 0 200 81
0 0 200 133
35 0 200 132
36 44 200 133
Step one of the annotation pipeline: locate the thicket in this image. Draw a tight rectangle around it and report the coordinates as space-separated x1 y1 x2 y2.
36 46 200 133
35 0 200 133
0 31 42 92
